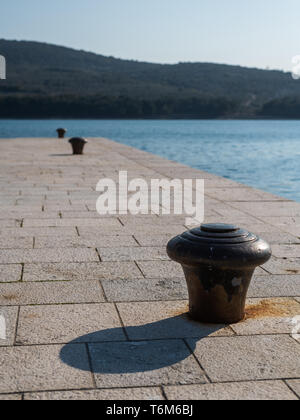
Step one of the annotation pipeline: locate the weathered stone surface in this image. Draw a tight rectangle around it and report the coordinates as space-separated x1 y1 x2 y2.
0 264 22 283
0 394 23 400
262 257 300 275
0 306 18 346
0 344 93 393
102 277 188 302
249 275 300 297
0 227 78 237
25 387 165 400
253 231 300 245
205 187 279 202
23 262 143 282
23 218 122 228
231 298 300 335
0 248 99 264
137 261 183 278
0 237 33 249
98 247 169 262
286 380 300 398
0 220 21 227
164 381 298 400
78 226 130 236
133 234 174 247
16 303 125 345
188 335 300 382
272 244 300 258
0 280 105 305
117 301 233 340
89 340 207 388
60 211 105 218
230 201 300 217
35 235 138 249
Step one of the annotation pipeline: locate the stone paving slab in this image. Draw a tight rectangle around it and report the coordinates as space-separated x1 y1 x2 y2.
262 257 300 275
230 298 300 335
0 237 33 249
0 227 78 237
23 218 122 228
117 301 233 340
98 247 169 262
0 211 60 220
230 201 300 216
272 244 300 258
0 220 21 227
286 380 300 398
0 394 23 400
248 275 300 298
102 277 188 302
23 262 143 282
16 303 125 345
137 261 184 278
0 137 300 400
254 231 300 245
164 381 298 400
0 248 99 264
188 335 300 382
34 235 138 249
24 387 165 400
0 280 105 305
88 340 207 388
0 344 93 393
133 233 175 247
0 264 23 283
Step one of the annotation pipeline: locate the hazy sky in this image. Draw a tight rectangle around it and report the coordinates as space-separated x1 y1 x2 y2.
0 0 299 71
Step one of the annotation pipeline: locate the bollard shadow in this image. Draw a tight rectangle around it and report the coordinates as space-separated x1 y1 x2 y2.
60 314 225 374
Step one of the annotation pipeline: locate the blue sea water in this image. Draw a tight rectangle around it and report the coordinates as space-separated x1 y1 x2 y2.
0 119 299 202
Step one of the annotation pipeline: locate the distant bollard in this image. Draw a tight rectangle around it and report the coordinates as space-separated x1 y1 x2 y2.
69 137 88 155
57 128 67 138
167 223 272 324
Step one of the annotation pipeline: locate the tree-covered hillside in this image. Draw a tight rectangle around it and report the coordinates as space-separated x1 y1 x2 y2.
0 39 300 118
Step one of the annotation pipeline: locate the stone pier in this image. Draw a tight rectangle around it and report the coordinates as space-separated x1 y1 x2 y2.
0 137 299 400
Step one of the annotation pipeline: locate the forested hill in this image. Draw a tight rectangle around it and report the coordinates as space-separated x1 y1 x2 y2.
0 39 300 118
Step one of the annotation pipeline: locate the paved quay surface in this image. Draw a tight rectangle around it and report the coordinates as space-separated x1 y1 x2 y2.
0 137 300 400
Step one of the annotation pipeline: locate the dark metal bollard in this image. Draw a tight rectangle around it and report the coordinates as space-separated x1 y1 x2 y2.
167 223 272 324
56 128 67 139
69 137 88 155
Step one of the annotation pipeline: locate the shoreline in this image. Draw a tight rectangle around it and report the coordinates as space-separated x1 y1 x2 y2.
1 117 300 121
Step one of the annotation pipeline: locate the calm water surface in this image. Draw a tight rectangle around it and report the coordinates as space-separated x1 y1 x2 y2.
0 119 299 201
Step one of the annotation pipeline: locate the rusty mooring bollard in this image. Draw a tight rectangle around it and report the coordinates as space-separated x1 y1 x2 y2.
56 128 67 138
167 223 272 324
69 137 88 155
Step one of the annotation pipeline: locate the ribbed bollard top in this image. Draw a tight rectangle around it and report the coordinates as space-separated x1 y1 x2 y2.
201 223 239 233
181 223 257 244
167 223 271 269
